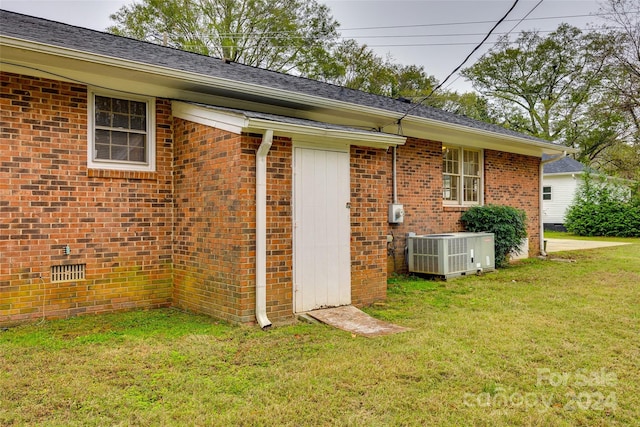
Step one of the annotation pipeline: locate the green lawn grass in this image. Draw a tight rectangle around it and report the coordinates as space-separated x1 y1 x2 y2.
2 241 639 426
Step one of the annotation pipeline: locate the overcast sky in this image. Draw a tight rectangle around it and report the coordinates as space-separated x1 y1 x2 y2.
1 0 606 92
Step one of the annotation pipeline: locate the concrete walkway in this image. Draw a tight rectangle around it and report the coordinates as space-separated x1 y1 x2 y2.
545 238 630 253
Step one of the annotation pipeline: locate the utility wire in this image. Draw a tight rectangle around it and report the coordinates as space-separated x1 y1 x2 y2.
338 11 631 32
501 0 545 37
194 12 635 38
391 0 521 128
443 0 544 90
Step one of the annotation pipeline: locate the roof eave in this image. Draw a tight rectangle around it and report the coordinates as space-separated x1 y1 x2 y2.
1 35 575 155
400 115 575 156
172 101 406 149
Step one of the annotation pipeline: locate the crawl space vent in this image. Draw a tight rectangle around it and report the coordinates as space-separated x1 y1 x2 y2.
51 264 86 282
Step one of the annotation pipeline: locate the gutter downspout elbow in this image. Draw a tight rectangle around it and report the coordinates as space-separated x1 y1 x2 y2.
256 129 274 330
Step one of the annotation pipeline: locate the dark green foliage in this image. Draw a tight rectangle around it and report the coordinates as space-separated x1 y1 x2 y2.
461 205 527 268
565 174 640 237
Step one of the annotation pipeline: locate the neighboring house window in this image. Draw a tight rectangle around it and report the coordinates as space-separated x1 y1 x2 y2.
88 90 155 171
543 186 552 200
443 146 482 205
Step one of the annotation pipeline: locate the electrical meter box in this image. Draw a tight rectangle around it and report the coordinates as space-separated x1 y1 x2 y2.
388 203 404 224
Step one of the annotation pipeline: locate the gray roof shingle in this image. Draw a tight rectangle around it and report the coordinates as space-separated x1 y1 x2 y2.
543 155 586 174
1 9 563 147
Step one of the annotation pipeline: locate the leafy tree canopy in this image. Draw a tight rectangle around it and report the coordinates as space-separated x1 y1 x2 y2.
109 0 339 74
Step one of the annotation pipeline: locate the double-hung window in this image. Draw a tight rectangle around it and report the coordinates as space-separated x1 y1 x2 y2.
443 146 483 205
542 186 552 201
88 90 155 171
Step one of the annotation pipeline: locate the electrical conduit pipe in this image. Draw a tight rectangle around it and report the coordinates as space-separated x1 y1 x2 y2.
256 129 274 329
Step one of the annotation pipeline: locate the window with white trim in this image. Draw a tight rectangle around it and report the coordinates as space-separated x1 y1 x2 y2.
443 146 483 205
542 186 552 201
88 90 155 171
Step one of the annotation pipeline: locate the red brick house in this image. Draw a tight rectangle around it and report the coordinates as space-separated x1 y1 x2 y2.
1 10 569 327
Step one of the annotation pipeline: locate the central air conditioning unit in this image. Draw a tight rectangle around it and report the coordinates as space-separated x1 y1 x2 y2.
408 232 495 279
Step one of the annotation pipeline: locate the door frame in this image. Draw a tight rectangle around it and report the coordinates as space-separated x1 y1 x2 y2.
292 141 351 313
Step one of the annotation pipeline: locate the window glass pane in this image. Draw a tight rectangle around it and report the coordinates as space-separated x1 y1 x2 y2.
443 175 459 201
95 144 110 160
543 194 551 200
111 131 128 146
443 147 459 174
112 113 130 129
131 101 146 116
112 98 129 114
111 145 129 160
129 147 145 162
464 177 479 202
130 133 145 148
95 111 112 127
442 146 482 204
130 115 146 131
95 96 111 112
93 94 148 164
95 129 111 144
464 150 480 176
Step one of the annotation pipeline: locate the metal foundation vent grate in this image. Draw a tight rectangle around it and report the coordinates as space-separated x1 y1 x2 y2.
51 264 86 282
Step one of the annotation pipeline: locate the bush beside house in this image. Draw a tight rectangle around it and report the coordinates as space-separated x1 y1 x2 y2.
461 205 528 268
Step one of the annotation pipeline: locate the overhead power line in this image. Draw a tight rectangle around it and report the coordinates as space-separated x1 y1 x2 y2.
206 11 636 38
338 11 627 32
443 0 544 90
392 0 521 127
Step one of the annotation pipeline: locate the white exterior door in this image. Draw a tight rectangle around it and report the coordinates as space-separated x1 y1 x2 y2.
294 146 351 312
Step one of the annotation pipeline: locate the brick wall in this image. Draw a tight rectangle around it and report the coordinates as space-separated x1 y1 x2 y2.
172 125 390 322
0 71 542 326
172 119 255 323
350 146 388 305
172 121 295 323
484 149 540 254
386 138 541 274
264 137 294 320
0 72 173 324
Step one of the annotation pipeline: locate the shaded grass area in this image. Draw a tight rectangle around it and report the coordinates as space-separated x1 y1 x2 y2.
2 241 639 426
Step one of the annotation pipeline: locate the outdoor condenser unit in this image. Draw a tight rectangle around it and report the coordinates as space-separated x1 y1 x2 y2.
408 232 495 279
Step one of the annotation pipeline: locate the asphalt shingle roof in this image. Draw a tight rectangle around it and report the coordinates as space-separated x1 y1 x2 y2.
1 9 562 147
543 155 587 174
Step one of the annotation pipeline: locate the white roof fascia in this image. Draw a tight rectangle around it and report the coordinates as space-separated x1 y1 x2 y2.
172 101 406 148
1 35 572 154
172 101 247 134
543 171 586 177
399 116 577 156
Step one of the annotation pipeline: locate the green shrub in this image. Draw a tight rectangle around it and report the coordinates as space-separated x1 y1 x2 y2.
461 204 527 268
565 173 640 237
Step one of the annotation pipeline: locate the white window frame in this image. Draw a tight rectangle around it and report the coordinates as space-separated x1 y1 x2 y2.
542 186 552 201
442 145 484 206
87 89 156 172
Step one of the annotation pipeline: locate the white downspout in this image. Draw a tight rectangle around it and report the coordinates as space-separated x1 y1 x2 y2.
540 151 566 256
256 129 274 329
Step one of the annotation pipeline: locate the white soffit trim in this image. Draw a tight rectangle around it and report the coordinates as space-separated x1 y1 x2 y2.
544 171 586 176
400 116 577 156
172 101 406 148
172 101 247 134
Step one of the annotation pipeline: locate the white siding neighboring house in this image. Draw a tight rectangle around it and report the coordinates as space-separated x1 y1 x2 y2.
542 156 587 231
